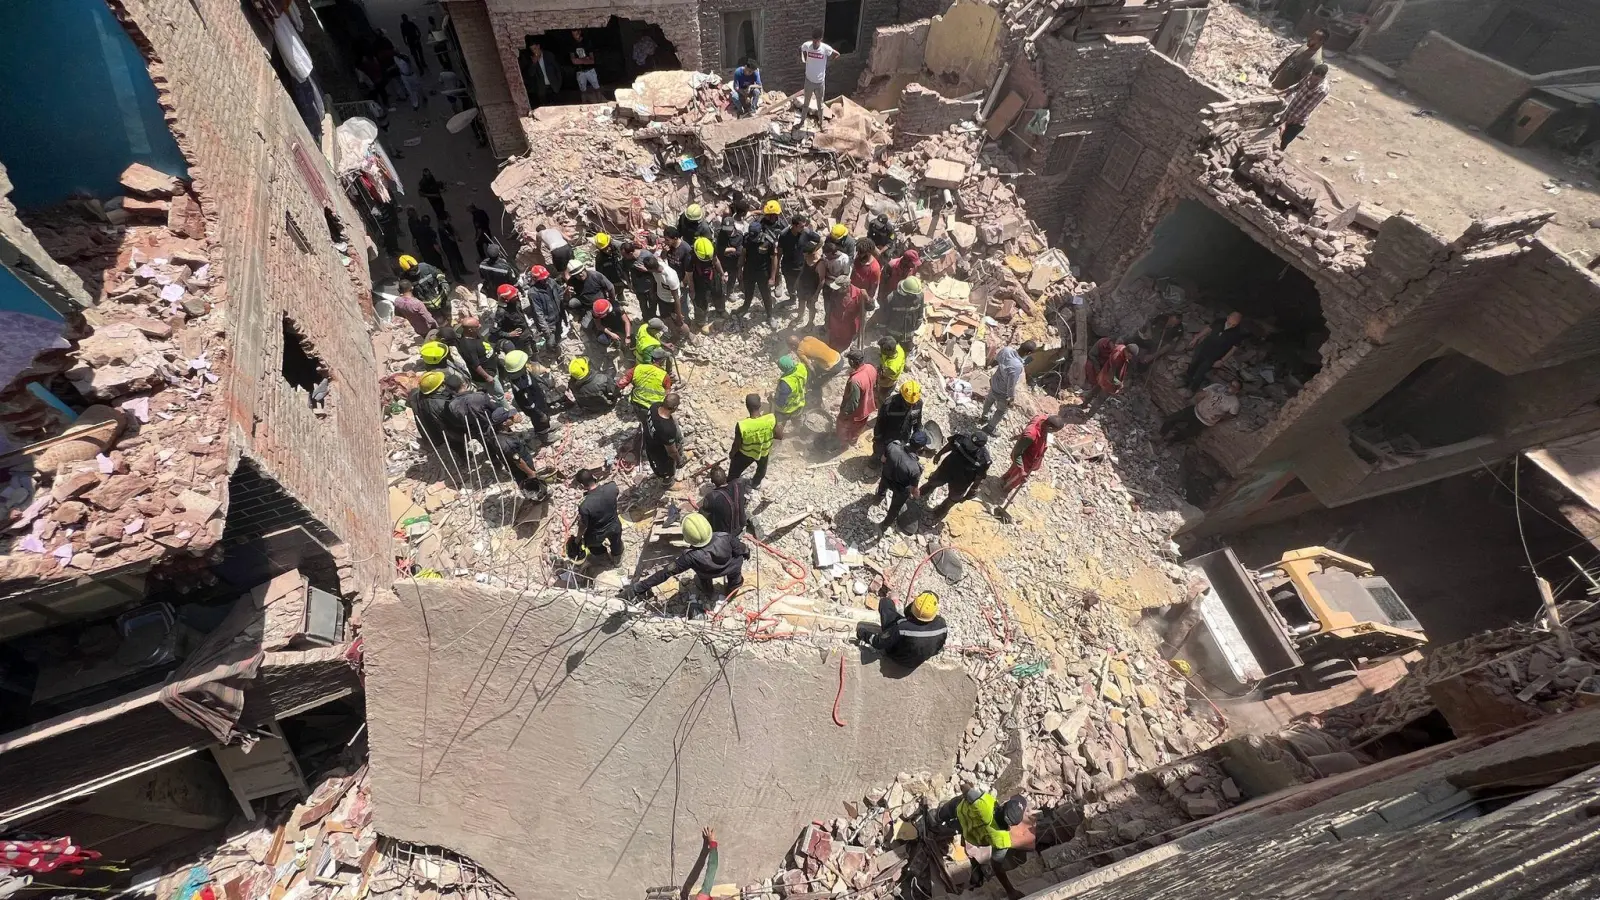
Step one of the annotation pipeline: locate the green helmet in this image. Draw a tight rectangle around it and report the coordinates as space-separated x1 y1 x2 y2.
778 354 798 374
899 276 924 295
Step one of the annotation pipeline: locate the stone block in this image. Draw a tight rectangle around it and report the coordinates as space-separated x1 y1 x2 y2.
120 162 176 198
923 158 967 190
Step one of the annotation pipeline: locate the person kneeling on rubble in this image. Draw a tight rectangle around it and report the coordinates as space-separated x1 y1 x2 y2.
936 785 1032 900
565 356 620 414
622 513 749 609
855 585 946 669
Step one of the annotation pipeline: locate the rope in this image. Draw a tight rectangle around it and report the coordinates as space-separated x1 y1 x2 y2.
832 652 848 727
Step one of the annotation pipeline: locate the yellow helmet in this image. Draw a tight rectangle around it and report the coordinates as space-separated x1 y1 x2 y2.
568 357 591 379
763 200 783 215
398 254 418 271
681 512 714 547
685 203 705 221
501 349 529 373
419 371 446 394
595 232 612 249
899 379 922 404
830 223 848 240
693 237 715 261
419 341 448 365
910 591 939 623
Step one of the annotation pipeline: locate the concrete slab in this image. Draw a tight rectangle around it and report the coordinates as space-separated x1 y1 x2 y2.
365 581 976 899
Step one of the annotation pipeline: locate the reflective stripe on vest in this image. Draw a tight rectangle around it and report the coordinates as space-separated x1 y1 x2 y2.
738 414 776 459
634 323 662 365
779 363 808 414
878 344 906 387
631 364 668 408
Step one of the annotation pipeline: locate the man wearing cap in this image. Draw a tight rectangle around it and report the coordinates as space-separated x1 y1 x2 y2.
392 280 437 340
477 243 515 297
771 354 808 438
522 264 565 347
642 392 685 481
633 316 673 368
623 512 750 606
687 236 724 325
565 357 619 413
645 254 685 328
885 276 926 353
500 350 553 443
399 254 451 321
922 429 992 517
824 273 867 353
566 257 616 313
981 340 1038 435
866 213 895 255
874 336 906 407
728 393 775 488
856 583 947 668
874 431 928 532
418 333 465 382
873 379 924 464
589 232 622 286
629 346 674 421
835 351 878 449
487 283 535 354
575 469 625 563
409 371 466 465
678 203 715 243
824 222 856 262
881 248 921 305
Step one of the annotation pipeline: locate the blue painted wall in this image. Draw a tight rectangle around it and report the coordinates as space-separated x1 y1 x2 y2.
0 265 65 322
0 0 188 208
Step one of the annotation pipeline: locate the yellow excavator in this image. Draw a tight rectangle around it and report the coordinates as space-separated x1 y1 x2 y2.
1181 546 1430 695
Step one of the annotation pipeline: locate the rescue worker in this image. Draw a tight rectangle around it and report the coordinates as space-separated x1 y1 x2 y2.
633 316 671 368
418 337 464 381
884 276 926 353
565 356 619 414
881 248 921 305
947 787 1029 900
641 392 685 481
824 222 856 261
1081 338 1138 414
523 264 565 347
500 350 553 443
834 350 878 449
477 242 515 297
629 346 673 421
727 393 774 488
873 379 924 464
409 371 465 464
593 231 626 289
448 318 499 391
777 214 816 307
922 430 991 517
678 203 715 243
445 374 500 440
874 336 906 406
588 297 633 367
715 199 750 293
399 254 451 321
487 283 534 354
485 407 549 499
623 512 749 607
772 354 808 438
566 258 616 316
851 243 881 302
574 468 624 562
660 226 694 284
866 212 895 255
688 236 723 325
738 204 782 321
856 586 947 669
701 465 756 537
1002 415 1066 499
874 430 928 532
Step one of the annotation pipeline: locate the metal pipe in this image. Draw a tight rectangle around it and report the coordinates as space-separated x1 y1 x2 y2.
976 61 1013 124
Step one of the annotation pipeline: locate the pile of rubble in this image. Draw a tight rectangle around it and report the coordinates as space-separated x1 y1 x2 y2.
151 762 514 900
0 163 231 592
1187 2 1306 98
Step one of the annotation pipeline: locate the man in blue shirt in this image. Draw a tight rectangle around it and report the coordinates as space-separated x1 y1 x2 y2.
730 58 762 115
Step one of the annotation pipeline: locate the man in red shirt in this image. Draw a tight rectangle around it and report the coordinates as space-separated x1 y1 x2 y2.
880 248 920 304
824 274 867 352
1080 338 1138 415
851 244 881 300
835 350 879 449
1001 414 1065 502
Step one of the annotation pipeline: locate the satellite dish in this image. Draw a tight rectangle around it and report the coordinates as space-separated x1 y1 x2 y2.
446 108 480 134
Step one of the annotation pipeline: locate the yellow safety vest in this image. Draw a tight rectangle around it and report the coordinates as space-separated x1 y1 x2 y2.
955 794 1012 850
737 414 776 460
634 323 662 365
779 362 808 414
631 363 668 408
878 344 906 389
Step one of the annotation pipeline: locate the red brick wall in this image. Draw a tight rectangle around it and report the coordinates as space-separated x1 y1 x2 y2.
108 0 389 600
444 0 528 158
1398 31 1532 129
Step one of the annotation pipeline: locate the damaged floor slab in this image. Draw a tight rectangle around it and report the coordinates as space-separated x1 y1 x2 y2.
363 581 977 897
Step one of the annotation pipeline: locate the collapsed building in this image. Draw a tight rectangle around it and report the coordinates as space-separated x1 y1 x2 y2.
0 0 385 869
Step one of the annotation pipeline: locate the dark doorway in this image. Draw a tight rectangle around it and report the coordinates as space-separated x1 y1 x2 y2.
519 17 681 109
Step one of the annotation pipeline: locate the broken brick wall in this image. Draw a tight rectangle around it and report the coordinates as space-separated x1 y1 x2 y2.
109 0 389 600
1355 0 1499 67
696 0 901 96
893 84 980 149
1397 31 1533 129
1360 0 1600 75
445 0 529 158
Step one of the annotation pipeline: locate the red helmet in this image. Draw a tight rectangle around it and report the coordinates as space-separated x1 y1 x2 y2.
495 284 519 301
592 298 612 317
530 265 550 280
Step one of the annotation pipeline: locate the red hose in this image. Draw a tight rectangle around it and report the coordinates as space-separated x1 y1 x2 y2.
832 653 848 727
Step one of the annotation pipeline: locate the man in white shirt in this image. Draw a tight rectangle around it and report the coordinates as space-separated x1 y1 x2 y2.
1160 378 1241 442
799 29 839 124
646 253 685 324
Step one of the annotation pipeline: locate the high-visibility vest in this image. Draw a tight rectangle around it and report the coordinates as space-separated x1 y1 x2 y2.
634 322 662 365
779 362 808 414
737 414 776 460
878 344 906 389
631 363 668 408
955 794 1012 850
